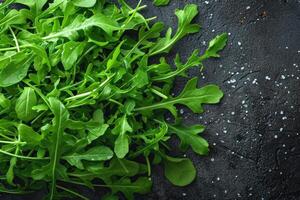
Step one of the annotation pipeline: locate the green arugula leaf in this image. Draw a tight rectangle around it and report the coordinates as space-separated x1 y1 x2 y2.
43 13 120 40
152 50 202 81
136 77 223 117
72 0 97 8
153 0 170 6
0 52 33 87
112 115 133 158
64 146 113 169
163 155 196 186
15 87 38 122
149 4 200 56
48 97 69 199
200 33 228 60
110 177 152 200
18 124 43 147
168 123 209 155
62 41 86 70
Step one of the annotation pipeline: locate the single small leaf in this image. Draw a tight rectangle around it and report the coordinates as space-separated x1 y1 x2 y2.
153 0 170 6
87 124 109 143
136 77 223 117
201 33 228 60
72 0 96 7
62 41 86 70
15 87 38 122
18 124 43 147
110 177 152 200
48 97 69 199
149 4 200 56
112 115 133 158
152 50 202 81
164 156 196 186
0 52 33 87
168 124 208 155
63 146 113 169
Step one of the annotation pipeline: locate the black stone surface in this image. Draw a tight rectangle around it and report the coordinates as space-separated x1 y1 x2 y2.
2 0 300 200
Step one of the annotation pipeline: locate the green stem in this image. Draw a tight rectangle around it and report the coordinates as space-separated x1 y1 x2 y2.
0 45 31 52
0 149 49 160
0 140 26 145
9 26 20 52
56 185 89 200
150 88 168 99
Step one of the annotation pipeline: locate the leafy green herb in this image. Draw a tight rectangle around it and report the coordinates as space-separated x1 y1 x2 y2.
153 0 170 7
0 1 227 199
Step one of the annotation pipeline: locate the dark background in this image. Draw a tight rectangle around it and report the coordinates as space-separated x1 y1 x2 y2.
2 0 300 200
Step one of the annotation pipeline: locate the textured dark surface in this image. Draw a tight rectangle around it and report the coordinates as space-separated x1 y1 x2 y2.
2 0 300 200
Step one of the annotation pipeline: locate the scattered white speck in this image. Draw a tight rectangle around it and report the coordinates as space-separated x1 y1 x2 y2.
282 116 287 120
231 112 235 115
211 158 215 162
252 79 258 84
228 79 236 84
280 111 284 115
265 76 271 80
216 177 220 181
274 135 278 139
285 46 289 49
238 41 242 46
281 75 286 79
204 1 209 4
180 109 184 114
280 171 283 175
182 193 187 197
282 144 286 147
280 128 283 132
246 6 251 10
224 190 228 194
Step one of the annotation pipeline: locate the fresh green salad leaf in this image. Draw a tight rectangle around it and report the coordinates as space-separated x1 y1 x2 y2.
0 1 227 199
153 0 170 6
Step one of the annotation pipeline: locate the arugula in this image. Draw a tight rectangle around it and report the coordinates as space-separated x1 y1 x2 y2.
0 1 227 199
153 0 170 7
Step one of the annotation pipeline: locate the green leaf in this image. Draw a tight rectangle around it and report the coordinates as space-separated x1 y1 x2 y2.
15 87 38 122
153 0 170 6
48 97 69 199
18 124 43 147
62 41 86 70
87 124 109 144
0 52 33 87
149 4 200 56
168 124 209 155
136 77 223 117
110 177 152 200
164 156 196 186
43 13 120 40
112 115 133 158
72 0 97 8
201 33 228 60
152 50 202 81
63 146 113 169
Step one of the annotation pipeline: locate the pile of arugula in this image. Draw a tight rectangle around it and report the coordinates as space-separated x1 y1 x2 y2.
0 0 227 199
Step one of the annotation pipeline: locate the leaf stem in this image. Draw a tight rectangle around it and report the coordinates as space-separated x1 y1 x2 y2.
0 140 26 145
0 149 49 160
56 185 89 200
8 26 20 52
0 45 31 52
150 88 168 99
